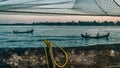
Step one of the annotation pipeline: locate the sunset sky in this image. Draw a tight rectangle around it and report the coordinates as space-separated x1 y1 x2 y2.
0 14 120 23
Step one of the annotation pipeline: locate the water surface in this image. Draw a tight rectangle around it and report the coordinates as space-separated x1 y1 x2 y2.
0 26 119 48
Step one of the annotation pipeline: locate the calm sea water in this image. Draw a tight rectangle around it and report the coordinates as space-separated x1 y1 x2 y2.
0 25 120 48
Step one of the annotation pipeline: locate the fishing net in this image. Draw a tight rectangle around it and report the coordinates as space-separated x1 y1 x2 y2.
73 0 120 16
0 0 120 16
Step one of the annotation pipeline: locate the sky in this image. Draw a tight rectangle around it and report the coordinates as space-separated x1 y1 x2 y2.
0 0 120 23
0 15 120 23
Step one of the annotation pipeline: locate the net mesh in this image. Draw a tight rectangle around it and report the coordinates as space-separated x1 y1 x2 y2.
0 0 120 16
73 0 120 16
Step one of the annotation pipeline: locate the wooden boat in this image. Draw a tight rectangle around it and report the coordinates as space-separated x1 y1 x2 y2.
81 33 110 38
13 29 33 34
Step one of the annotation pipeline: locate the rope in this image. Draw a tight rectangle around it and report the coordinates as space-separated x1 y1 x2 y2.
93 0 109 15
52 43 69 68
43 40 68 68
113 0 120 8
43 47 49 68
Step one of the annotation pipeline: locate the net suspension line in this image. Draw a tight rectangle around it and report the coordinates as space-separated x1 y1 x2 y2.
93 0 109 15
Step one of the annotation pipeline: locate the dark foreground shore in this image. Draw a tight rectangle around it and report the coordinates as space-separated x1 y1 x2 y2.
0 44 120 68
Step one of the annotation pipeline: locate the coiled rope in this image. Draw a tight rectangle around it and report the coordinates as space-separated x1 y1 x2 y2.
43 40 68 68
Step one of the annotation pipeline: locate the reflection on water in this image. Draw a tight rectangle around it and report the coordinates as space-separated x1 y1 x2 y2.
0 26 119 48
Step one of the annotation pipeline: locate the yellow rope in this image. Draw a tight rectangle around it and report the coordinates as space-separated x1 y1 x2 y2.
44 40 56 68
43 40 68 68
43 46 49 68
52 43 68 68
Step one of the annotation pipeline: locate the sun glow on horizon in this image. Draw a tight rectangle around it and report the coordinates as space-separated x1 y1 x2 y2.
0 14 120 23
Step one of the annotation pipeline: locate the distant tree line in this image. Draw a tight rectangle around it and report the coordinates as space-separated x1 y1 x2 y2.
33 21 120 26
1 21 120 26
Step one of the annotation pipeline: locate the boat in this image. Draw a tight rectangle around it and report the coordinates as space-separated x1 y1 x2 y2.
13 29 33 34
81 32 110 38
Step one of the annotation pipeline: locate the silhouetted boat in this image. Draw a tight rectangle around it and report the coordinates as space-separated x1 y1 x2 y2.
81 33 110 38
13 29 33 34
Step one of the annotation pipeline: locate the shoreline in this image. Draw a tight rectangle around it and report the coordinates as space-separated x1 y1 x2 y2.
0 44 120 68
0 43 120 49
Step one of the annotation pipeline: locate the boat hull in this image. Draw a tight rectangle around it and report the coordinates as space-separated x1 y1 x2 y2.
13 30 33 34
81 33 109 39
